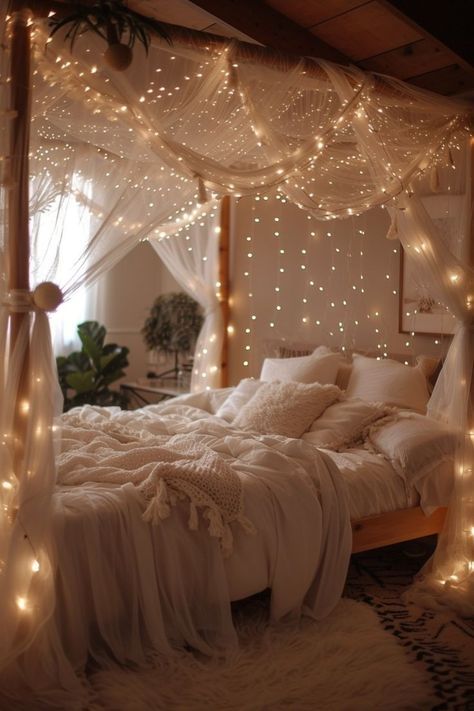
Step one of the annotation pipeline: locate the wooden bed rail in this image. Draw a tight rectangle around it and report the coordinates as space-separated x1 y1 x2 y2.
351 506 447 553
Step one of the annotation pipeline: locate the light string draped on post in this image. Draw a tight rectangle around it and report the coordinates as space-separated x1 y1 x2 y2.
393 185 474 613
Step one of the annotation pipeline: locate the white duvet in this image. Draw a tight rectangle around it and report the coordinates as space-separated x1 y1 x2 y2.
47 399 352 689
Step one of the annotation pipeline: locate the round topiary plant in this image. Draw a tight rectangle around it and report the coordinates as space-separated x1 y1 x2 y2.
142 292 203 368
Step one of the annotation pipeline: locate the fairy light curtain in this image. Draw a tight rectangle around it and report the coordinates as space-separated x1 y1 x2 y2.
0 7 472 695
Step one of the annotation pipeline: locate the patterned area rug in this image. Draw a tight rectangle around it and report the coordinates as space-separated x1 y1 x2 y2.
344 537 474 710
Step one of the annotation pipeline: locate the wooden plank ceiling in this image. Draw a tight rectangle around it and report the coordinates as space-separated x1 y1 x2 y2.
132 0 474 97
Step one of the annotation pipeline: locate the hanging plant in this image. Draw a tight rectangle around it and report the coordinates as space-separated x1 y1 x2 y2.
48 0 171 71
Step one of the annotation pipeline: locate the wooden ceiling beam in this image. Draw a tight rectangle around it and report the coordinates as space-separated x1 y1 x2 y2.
381 0 474 72
359 38 457 81
408 64 474 97
187 0 350 63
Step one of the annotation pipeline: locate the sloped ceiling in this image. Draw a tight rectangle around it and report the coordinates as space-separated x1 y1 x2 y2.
130 0 474 97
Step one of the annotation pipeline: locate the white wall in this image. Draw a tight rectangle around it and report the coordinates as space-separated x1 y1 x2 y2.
89 195 453 389
95 241 180 383
228 194 451 385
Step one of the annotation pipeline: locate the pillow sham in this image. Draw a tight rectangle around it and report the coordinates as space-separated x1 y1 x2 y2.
215 378 263 422
367 412 458 487
345 354 430 412
260 351 342 385
302 398 390 450
233 381 341 438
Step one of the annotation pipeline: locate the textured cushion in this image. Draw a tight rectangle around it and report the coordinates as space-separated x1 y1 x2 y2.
367 412 457 486
233 381 341 438
302 398 389 450
346 354 430 412
260 351 342 385
215 379 263 422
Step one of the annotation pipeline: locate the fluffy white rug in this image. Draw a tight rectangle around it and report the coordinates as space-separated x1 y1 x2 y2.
89 598 433 710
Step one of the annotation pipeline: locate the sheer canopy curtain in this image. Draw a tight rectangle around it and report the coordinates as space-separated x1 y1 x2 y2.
394 150 474 612
148 203 223 391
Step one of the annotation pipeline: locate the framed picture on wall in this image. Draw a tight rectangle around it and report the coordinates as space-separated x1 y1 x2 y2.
398 196 465 337
398 247 457 336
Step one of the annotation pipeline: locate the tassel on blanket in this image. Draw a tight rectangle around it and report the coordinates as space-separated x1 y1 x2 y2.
188 501 199 531
205 507 225 539
143 478 171 524
204 507 233 558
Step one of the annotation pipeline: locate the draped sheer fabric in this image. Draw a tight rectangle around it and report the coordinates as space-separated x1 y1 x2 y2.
149 204 224 391
0 7 472 700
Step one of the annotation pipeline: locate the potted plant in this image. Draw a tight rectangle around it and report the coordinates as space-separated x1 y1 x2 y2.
56 320 129 411
142 292 203 380
48 0 170 71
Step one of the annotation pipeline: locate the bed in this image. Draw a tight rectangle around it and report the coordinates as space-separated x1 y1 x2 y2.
37 347 455 692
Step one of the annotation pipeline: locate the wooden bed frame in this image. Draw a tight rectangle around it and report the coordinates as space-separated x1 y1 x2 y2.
351 506 447 553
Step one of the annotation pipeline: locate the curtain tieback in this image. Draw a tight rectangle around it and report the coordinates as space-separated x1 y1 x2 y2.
3 282 63 313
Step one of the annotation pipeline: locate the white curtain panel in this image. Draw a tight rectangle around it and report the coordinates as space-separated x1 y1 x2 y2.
148 203 224 391
0 9 472 696
395 182 474 613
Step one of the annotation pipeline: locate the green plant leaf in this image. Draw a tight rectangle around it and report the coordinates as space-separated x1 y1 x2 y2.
56 320 129 411
66 370 96 394
78 321 106 367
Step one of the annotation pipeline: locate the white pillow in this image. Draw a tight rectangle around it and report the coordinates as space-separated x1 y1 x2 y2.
260 352 341 385
345 354 430 412
215 378 263 422
367 412 458 487
302 398 389 450
335 361 352 390
233 381 341 438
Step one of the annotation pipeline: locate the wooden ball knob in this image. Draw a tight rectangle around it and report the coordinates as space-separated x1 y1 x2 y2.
33 282 63 311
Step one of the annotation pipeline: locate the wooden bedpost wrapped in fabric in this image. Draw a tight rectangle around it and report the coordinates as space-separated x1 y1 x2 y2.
0 6 63 696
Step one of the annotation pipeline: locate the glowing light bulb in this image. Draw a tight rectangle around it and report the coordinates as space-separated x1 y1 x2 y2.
32 560 40 573
19 400 29 415
16 596 28 611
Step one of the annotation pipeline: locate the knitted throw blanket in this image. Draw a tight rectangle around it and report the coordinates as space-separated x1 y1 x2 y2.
58 418 255 557
138 434 256 557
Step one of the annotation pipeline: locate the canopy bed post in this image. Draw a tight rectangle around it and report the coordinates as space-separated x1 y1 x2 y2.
7 7 32 467
219 196 230 387
470 136 474 432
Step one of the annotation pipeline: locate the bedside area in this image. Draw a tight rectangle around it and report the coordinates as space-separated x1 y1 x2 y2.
120 379 190 409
